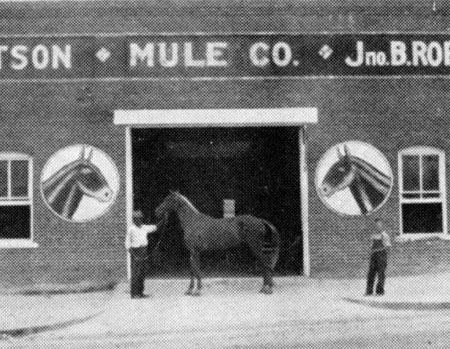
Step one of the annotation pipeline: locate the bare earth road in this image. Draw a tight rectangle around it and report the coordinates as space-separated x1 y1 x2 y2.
3 276 450 348
4 309 450 348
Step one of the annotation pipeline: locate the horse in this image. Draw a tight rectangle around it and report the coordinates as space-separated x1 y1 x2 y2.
42 146 113 219
320 145 392 215
155 191 280 295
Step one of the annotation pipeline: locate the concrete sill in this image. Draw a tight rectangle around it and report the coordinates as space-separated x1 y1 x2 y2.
395 234 450 243
0 240 39 249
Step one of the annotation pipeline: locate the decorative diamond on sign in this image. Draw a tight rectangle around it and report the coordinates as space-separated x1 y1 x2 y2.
319 45 333 60
96 47 111 62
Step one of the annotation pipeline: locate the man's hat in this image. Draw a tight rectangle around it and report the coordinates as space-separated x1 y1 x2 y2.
132 210 143 218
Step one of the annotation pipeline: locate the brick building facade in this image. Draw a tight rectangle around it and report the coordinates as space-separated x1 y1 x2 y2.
1 0 450 286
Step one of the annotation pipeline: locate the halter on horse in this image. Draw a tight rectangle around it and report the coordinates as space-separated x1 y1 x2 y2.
42 146 113 219
155 191 280 295
320 145 392 215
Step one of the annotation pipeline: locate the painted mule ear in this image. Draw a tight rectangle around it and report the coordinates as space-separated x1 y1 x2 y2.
86 148 93 162
79 145 86 160
343 144 351 156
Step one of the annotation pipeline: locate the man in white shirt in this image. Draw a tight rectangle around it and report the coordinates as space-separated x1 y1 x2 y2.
126 210 157 299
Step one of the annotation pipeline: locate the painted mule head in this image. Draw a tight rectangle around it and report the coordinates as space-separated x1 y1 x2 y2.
42 146 113 219
320 144 392 215
320 145 355 197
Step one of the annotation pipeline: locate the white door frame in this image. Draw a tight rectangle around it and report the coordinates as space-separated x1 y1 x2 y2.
125 126 133 279
299 126 310 276
119 108 317 279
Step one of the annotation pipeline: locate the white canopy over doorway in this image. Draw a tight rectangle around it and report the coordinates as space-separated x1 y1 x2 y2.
114 107 318 127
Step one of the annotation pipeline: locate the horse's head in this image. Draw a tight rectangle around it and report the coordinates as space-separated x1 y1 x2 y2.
155 191 180 219
73 147 113 203
321 145 356 197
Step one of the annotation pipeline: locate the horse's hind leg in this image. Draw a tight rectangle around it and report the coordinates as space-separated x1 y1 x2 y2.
245 240 270 294
260 255 274 295
249 247 272 294
259 246 279 294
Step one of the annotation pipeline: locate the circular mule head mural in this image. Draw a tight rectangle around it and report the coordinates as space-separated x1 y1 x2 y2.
41 145 120 222
315 141 393 216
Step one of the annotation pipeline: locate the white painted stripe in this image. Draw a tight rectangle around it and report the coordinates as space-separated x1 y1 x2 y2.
114 108 318 127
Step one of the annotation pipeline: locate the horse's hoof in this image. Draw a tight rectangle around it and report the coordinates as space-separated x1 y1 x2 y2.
260 286 273 294
185 290 193 296
191 290 201 297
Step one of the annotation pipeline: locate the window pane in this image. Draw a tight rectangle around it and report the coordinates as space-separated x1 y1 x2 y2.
402 193 421 199
0 205 30 239
402 203 443 233
11 160 28 197
422 155 440 191
423 193 441 198
0 161 7 197
402 155 420 191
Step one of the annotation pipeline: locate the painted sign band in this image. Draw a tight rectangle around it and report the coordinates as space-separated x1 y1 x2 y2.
0 34 450 79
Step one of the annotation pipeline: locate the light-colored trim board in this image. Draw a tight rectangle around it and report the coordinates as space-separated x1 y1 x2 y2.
114 108 318 127
0 239 38 249
125 127 132 280
299 126 310 276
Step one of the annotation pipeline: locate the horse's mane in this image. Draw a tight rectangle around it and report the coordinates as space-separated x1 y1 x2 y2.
174 193 200 213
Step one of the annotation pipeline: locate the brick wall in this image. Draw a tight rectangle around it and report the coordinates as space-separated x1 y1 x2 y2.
1 1 450 284
306 78 450 278
0 0 449 35
0 83 127 287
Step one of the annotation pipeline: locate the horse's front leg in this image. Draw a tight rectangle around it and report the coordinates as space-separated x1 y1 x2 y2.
185 254 196 296
191 250 202 296
261 264 274 295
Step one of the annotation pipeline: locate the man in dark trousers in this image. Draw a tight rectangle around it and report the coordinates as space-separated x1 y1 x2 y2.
366 218 391 296
125 210 157 299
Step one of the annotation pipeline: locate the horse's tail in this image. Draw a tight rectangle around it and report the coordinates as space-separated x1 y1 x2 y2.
262 221 280 270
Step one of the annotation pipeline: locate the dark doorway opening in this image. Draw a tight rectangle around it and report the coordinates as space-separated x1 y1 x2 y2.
132 127 302 277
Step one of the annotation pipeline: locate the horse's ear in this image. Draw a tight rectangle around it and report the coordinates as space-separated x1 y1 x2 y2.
337 147 343 159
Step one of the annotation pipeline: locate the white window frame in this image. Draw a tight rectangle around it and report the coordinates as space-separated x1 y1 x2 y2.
398 147 447 240
0 153 37 248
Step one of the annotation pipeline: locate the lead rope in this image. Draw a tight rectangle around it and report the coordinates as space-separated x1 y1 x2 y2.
152 213 168 265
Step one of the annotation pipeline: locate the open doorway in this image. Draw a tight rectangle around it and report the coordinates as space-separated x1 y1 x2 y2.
132 127 302 277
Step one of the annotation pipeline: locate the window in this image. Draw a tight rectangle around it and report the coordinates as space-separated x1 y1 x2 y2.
399 147 446 236
0 153 36 248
